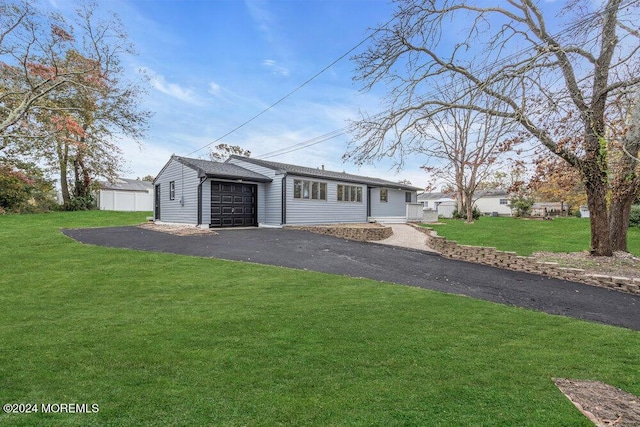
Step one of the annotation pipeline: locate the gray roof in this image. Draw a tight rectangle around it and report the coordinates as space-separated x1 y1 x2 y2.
100 178 154 192
173 156 272 182
417 192 453 201
227 155 421 191
418 189 509 201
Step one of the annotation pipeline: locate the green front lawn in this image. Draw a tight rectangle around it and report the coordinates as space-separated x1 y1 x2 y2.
0 211 638 425
425 216 640 256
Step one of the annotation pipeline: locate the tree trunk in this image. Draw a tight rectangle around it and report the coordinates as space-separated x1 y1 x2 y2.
56 141 70 205
583 167 612 256
609 195 634 252
465 193 474 223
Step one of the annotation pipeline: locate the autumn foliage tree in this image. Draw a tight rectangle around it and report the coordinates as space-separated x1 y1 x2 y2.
350 0 640 255
1 0 150 209
529 152 587 213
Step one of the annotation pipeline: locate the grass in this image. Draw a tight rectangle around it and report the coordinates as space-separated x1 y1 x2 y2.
424 216 640 256
0 211 639 425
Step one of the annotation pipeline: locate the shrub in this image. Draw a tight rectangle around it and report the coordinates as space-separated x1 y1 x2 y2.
452 206 481 221
63 195 96 211
511 196 535 218
630 205 640 228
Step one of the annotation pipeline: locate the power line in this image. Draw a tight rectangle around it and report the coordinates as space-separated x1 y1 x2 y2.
257 128 348 159
189 0 637 161
185 17 395 158
253 0 639 160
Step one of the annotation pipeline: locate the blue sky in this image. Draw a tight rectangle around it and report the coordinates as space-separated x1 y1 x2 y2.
50 0 423 185
43 0 574 188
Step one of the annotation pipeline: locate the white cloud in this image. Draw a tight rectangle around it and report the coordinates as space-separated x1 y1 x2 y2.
143 68 202 105
262 59 289 76
245 0 275 43
208 81 222 96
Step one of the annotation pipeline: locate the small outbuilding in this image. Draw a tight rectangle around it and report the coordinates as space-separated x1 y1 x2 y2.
153 155 421 228
97 178 154 212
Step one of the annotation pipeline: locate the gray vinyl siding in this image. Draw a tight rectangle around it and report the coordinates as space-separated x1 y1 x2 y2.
155 158 200 224
201 179 211 225
370 188 413 217
227 158 282 225
286 175 367 224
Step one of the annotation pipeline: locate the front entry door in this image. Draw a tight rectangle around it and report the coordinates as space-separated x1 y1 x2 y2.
154 184 161 220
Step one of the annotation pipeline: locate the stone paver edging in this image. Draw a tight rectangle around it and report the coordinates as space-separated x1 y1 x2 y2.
289 224 392 241
410 224 640 295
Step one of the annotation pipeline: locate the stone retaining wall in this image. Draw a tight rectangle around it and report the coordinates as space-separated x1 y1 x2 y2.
290 224 393 241
410 224 640 295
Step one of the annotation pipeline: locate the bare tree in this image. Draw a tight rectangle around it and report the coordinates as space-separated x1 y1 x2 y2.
349 0 640 256
408 80 516 222
209 144 251 162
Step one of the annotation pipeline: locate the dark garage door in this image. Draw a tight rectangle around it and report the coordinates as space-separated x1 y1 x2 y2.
210 181 257 227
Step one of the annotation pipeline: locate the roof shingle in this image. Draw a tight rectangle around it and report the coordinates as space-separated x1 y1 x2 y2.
227 155 421 191
173 156 273 182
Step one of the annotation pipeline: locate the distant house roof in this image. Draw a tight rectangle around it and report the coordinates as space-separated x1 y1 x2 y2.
172 156 273 183
100 178 154 192
475 189 509 198
418 189 509 201
227 155 421 191
417 192 453 201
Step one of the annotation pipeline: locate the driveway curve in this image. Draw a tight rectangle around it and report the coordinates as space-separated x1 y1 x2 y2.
63 226 640 331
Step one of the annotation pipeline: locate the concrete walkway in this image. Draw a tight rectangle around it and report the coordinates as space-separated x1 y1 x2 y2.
371 223 436 252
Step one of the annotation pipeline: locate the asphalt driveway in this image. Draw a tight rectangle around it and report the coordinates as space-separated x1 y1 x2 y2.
63 226 640 330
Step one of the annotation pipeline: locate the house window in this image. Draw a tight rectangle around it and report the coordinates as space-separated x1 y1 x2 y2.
499 199 509 205
293 179 326 200
337 184 362 202
169 181 175 200
380 188 388 202
405 192 412 203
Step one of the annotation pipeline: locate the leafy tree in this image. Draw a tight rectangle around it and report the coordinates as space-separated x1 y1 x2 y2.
510 196 535 218
0 160 56 213
1 1 151 209
0 164 31 212
529 155 587 213
349 0 640 256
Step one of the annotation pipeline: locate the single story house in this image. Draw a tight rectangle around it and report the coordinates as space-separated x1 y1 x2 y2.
473 189 512 216
417 189 512 218
97 178 154 212
153 155 420 227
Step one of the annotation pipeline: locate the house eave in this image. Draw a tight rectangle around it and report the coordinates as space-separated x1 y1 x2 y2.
203 173 272 183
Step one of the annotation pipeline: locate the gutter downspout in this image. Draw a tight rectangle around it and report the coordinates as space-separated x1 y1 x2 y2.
197 176 207 226
281 173 287 225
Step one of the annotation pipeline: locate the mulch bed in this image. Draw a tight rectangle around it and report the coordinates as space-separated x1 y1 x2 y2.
554 378 640 426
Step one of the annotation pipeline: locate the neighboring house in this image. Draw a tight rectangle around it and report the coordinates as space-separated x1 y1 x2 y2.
97 178 154 211
417 192 456 218
417 189 512 218
153 155 420 227
473 189 512 216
